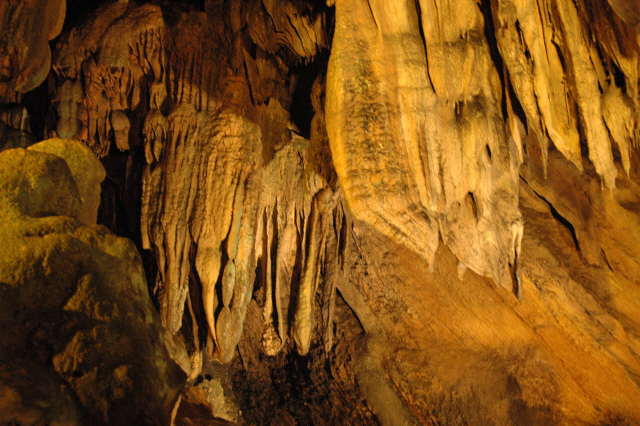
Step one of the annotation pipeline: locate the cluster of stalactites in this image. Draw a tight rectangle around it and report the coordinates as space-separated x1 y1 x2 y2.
141 112 351 364
254 146 351 357
492 0 639 186
326 0 524 296
49 4 167 156
47 0 329 156
240 0 331 60
46 0 338 370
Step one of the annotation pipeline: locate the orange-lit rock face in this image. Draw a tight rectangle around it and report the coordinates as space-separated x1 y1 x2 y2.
0 0 66 100
326 0 524 293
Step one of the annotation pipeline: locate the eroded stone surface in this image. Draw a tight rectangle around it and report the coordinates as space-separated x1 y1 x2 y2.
0 144 184 425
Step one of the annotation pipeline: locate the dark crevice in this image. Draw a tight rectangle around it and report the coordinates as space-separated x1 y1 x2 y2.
414 0 427 49
19 77 49 141
547 202 581 253
525 181 583 254
466 192 478 220
601 249 614 272
270 200 280 336
515 21 531 61
214 237 230 320
478 0 507 119
414 0 435 91
288 51 329 138
63 0 110 31
189 242 209 347
551 38 568 75
611 60 627 93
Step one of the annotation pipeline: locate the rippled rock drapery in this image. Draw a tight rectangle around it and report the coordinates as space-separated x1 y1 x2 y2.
48 1 345 374
326 0 524 294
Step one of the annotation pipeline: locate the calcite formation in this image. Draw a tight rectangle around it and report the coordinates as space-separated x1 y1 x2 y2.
326 0 524 294
3 0 640 424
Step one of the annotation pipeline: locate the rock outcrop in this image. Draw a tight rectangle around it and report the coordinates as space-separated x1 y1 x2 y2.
0 140 183 425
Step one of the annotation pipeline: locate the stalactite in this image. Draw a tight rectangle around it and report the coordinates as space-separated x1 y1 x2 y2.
491 0 639 187
326 0 523 292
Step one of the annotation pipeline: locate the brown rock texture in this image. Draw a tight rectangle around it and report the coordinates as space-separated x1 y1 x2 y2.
0 141 183 425
2 0 640 425
0 0 66 100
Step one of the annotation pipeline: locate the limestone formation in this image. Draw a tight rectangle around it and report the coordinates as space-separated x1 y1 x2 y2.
0 142 183 425
3 0 640 425
0 0 66 100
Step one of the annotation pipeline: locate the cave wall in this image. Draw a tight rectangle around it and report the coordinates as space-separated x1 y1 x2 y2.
2 0 640 424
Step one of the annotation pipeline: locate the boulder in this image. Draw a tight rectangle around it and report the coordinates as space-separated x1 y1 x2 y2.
0 142 184 425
